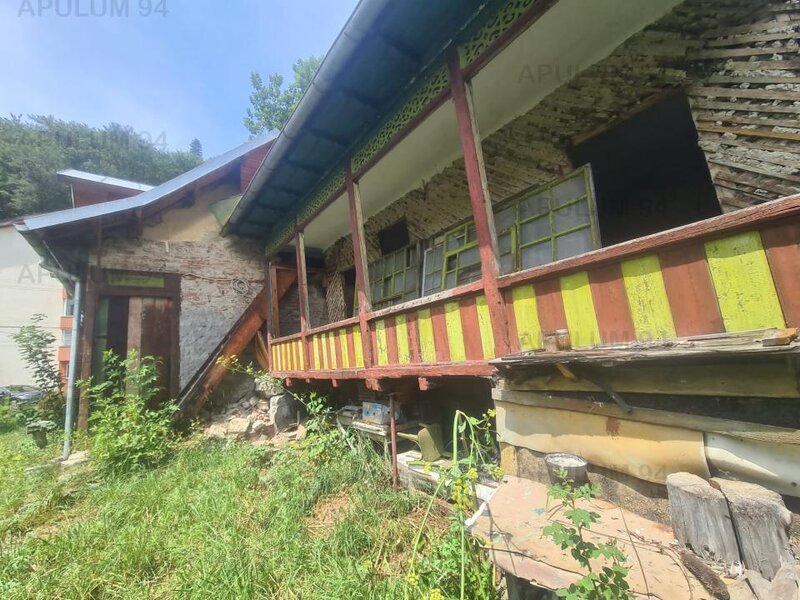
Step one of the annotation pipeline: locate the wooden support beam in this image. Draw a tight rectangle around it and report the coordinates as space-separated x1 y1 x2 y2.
346 164 374 368
366 378 385 392
76 273 97 432
265 262 276 370
268 263 280 339
331 379 340 388
295 231 312 372
418 377 439 391
447 50 510 357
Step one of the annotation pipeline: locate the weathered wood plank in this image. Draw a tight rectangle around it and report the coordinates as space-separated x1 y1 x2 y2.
667 472 741 564
710 478 794 580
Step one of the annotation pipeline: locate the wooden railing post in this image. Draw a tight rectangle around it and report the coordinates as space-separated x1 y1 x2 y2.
264 261 276 370
447 49 511 357
346 164 374 368
295 231 312 371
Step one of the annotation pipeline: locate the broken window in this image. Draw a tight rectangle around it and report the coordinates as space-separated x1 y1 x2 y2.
367 244 421 310
377 220 410 255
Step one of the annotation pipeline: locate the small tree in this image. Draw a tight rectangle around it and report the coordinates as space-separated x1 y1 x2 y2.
543 470 633 599
243 55 323 135
13 313 64 420
189 138 203 159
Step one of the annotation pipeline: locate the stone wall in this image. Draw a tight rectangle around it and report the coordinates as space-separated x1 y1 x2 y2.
323 0 799 316
91 184 265 389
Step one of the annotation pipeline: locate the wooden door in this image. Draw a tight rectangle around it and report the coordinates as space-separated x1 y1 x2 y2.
127 297 174 406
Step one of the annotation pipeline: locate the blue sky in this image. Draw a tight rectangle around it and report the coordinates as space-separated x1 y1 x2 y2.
0 0 358 158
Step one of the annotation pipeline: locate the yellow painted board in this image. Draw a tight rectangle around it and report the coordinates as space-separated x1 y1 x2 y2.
475 295 495 360
338 329 349 369
375 319 389 366
511 284 541 351
328 332 338 370
353 327 364 368
395 314 411 364
496 402 710 484
560 271 601 348
417 308 436 363
297 340 305 371
621 255 676 341
321 335 329 370
444 302 466 362
705 232 785 332
312 336 320 370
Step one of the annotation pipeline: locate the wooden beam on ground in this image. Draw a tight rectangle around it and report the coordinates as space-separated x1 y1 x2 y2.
492 388 800 445
447 49 510 357
346 163 374 368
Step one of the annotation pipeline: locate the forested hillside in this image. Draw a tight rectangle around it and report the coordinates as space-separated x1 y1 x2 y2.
0 115 202 219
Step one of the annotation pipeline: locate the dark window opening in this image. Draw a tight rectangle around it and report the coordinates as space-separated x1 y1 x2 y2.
342 268 356 318
570 93 720 247
378 220 410 255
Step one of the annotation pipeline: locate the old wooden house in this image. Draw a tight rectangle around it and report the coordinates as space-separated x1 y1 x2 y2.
222 0 800 525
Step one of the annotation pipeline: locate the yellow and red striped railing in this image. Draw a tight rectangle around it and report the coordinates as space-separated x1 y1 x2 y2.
267 194 800 379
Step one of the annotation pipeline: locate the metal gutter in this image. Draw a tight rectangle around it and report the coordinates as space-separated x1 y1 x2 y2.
223 0 390 234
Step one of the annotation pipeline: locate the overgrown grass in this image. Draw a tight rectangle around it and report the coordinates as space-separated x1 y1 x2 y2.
0 429 454 599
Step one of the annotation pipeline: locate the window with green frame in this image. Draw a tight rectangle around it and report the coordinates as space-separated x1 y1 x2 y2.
366 244 421 310
421 166 599 293
499 166 599 273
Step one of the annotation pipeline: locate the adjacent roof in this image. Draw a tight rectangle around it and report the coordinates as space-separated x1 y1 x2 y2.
18 135 273 234
225 0 509 241
56 169 154 193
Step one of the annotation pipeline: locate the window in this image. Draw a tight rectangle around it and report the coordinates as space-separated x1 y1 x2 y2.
421 166 600 294
63 296 74 316
508 167 599 272
368 244 420 310
62 330 72 347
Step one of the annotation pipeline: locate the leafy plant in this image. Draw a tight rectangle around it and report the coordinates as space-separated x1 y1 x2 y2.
407 409 502 600
543 470 633 599
13 314 63 422
0 404 24 433
85 350 178 475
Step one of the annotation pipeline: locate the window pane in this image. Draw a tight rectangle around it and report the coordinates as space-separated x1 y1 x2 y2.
552 174 587 207
520 191 549 219
467 224 477 242
458 264 481 285
446 230 465 251
500 253 515 275
553 201 590 233
460 245 480 268
520 216 550 244
556 228 593 259
521 241 552 270
498 231 513 254
495 206 515 232
445 272 457 289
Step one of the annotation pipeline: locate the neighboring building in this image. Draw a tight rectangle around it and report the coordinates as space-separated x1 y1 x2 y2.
1 173 151 386
224 0 799 525
18 136 274 429
0 220 64 386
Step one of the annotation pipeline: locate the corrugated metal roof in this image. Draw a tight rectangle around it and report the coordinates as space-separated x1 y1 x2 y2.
56 169 154 192
18 135 273 233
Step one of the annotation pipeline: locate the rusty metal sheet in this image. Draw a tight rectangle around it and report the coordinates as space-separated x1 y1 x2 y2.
496 402 710 484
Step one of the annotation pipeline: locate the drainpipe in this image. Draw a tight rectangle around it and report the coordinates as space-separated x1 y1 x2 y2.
62 279 82 460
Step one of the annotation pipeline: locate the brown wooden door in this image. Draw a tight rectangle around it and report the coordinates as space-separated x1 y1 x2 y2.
127 297 174 406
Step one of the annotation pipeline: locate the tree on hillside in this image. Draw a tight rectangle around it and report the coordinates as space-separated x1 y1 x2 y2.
0 115 203 219
243 55 323 136
189 138 203 159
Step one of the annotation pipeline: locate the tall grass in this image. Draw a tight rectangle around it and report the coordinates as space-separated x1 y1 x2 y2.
0 433 432 599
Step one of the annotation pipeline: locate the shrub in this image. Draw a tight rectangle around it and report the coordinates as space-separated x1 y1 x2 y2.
13 314 64 421
0 404 24 432
86 350 178 475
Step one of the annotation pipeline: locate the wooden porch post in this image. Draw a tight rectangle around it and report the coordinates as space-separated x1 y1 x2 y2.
76 271 97 432
346 164 374 367
447 49 511 356
264 261 276 370
294 231 312 371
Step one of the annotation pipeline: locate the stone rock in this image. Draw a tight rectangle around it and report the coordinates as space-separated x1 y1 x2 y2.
250 420 274 438
60 451 90 471
257 400 271 412
269 393 300 431
295 423 307 441
205 423 227 439
227 417 252 438
255 375 283 399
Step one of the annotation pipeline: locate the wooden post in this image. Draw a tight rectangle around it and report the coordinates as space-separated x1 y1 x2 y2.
295 231 312 371
346 164 374 367
390 393 399 490
268 263 280 339
265 261 276 370
76 272 97 432
447 49 511 357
